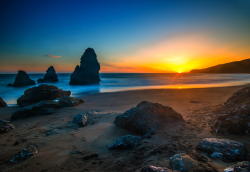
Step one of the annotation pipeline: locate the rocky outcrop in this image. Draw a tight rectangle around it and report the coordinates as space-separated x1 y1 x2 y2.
114 101 184 135
38 66 58 83
17 84 71 106
140 165 169 172
196 138 247 162
169 153 217 172
72 113 88 127
0 97 7 107
0 120 15 134
108 135 142 150
70 48 100 85
224 161 250 172
8 70 35 87
9 145 38 163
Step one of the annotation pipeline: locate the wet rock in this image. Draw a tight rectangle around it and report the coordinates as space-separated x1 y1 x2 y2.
115 101 184 135
169 153 217 172
141 165 169 172
8 70 35 87
70 48 100 85
0 97 7 107
72 113 88 127
17 84 71 106
9 144 38 163
196 138 247 162
38 66 58 83
224 161 250 172
0 119 15 133
56 96 84 107
108 135 142 150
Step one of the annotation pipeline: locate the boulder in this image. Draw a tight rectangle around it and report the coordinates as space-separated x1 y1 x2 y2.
72 113 88 127
169 153 217 172
0 120 15 133
224 161 250 172
70 48 100 85
8 70 35 87
196 138 247 162
17 84 71 106
38 66 58 83
0 97 7 107
9 144 38 163
56 96 84 107
141 165 169 172
114 101 184 135
108 135 142 150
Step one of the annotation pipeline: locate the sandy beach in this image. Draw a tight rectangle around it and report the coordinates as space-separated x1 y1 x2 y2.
0 85 249 172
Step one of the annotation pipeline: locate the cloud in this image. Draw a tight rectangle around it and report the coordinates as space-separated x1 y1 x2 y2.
45 54 62 58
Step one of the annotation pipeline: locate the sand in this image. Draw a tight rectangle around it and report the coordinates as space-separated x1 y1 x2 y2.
0 85 249 172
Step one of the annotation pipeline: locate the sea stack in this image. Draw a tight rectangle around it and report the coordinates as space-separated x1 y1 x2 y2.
70 48 100 85
38 66 58 83
8 70 35 87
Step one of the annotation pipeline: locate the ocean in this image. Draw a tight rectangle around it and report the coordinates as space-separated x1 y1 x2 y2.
1 73 250 105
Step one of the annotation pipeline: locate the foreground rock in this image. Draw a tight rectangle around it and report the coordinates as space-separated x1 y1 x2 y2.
8 70 35 87
70 48 100 85
17 84 71 106
196 138 247 162
224 161 250 172
12 97 84 120
108 135 142 150
10 145 38 163
38 66 58 83
169 153 217 172
0 120 15 133
0 97 7 107
72 113 88 127
115 101 184 135
141 165 169 172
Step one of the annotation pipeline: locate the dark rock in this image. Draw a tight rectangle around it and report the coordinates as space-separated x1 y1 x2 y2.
108 135 142 150
82 153 98 160
141 165 169 172
17 84 71 106
224 161 250 172
38 66 58 83
70 48 100 85
9 144 38 163
114 101 184 135
8 70 35 87
0 120 15 133
196 138 247 162
169 153 217 172
0 97 7 107
72 113 88 127
56 96 84 107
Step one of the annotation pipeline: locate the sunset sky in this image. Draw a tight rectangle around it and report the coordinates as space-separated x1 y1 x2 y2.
0 0 250 73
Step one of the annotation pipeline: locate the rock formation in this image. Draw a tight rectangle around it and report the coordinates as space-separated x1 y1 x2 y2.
38 66 58 83
0 97 7 107
8 70 35 87
114 101 184 135
70 48 100 85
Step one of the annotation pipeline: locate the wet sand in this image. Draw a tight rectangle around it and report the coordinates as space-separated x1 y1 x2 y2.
0 85 249 172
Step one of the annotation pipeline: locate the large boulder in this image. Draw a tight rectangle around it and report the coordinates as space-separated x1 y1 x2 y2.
169 153 217 172
17 84 71 106
38 66 58 83
196 138 247 162
108 135 142 150
114 101 184 135
0 97 7 107
224 161 250 172
70 48 100 85
8 70 35 87
141 165 169 172
0 120 15 134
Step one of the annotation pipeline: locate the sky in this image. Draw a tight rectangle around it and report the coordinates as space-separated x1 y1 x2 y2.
0 0 250 73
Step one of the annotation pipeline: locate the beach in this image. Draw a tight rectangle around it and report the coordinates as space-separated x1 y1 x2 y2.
1 85 249 172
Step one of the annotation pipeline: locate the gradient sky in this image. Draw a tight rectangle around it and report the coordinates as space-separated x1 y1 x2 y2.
0 0 250 73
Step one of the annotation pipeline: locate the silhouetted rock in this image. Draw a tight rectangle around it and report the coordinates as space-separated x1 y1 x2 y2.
8 70 35 87
108 135 142 150
17 84 71 106
0 120 15 134
196 138 247 162
114 101 184 135
224 161 250 172
140 165 169 172
9 144 38 163
38 66 58 83
169 153 217 172
0 97 7 107
57 96 84 107
72 113 88 127
70 48 100 85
